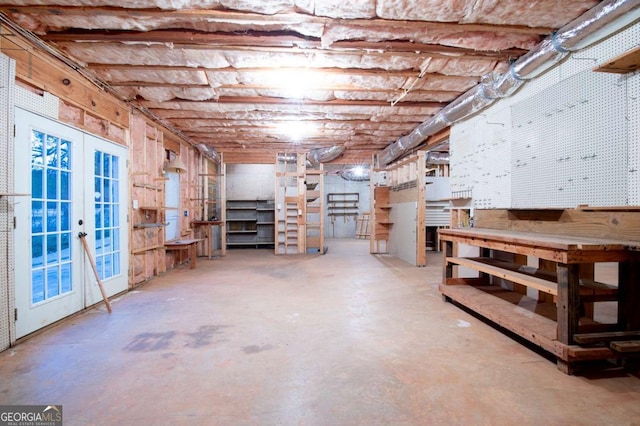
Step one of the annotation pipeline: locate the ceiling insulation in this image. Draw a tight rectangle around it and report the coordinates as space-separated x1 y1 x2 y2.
0 0 606 162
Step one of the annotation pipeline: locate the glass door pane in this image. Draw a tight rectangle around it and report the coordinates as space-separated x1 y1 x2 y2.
93 150 122 280
30 130 73 304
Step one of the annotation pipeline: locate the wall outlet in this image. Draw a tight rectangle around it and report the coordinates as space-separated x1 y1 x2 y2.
132 199 139 210
183 210 189 217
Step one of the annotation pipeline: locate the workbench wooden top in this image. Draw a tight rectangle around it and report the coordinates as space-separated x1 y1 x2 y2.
165 238 204 246
438 227 640 252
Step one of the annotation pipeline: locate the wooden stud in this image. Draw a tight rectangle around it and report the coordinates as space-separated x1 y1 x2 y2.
556 263 581 345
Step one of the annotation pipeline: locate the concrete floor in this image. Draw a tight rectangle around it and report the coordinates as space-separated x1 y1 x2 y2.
1 239 639 425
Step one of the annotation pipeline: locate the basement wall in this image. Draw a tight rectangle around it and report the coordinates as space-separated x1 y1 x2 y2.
324 175 370 238
226 164 276 200
450 21 639 209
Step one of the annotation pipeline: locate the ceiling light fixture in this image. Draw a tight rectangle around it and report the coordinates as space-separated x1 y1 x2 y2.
280 121 309 141
351 166 365 177
265 68 316 99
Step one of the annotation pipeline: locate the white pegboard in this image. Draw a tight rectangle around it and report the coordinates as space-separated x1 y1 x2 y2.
449 120 474 196
450 109 511 209
512 69 628 208
451 22 639 209
628 71 640 205
0 54 16 351
14 84 59 118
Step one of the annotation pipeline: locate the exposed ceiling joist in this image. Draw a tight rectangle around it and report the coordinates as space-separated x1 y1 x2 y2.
0 0 604 163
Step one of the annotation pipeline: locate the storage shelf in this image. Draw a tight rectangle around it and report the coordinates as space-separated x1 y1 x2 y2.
226 199 275 249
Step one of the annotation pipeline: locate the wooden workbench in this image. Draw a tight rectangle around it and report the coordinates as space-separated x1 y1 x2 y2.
438 227 640 373
164 238 204 269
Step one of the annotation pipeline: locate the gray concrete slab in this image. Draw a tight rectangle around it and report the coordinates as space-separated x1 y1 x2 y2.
1 239 639 425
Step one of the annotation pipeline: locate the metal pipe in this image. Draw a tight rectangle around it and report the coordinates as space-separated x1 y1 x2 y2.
379 0 640 166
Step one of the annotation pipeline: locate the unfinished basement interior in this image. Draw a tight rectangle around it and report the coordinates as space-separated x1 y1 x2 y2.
1 0 640 424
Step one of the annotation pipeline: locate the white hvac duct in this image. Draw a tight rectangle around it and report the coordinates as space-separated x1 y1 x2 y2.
379 0 640 166
307 145 345 165
426 151 450 165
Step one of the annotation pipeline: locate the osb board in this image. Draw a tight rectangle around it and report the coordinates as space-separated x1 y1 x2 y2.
132 251 158 285
474 209 640 241
389 183 418 204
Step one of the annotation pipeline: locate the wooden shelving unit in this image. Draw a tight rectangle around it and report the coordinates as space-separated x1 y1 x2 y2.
370 186 392 254
305 167 324 254
438 226 640 374
275 153 305 255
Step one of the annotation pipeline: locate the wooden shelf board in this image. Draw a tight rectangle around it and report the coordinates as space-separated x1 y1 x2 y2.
132 244 162 254
594 46 640 74
440 283 560 358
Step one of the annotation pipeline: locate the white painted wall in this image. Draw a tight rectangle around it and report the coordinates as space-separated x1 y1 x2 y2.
324 175 371 238
226 164 275 200
389 201 417 265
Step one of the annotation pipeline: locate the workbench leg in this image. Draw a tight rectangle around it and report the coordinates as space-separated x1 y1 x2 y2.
557 263 580 345
618 261 640 330
190 244 197 269
556 359 577 375
443 240 453 285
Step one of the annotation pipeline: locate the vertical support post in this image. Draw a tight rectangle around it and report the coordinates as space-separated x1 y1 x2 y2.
443 240 453 283
479 247 491 283
220 156 227 256
556 263 580 344
416 151 427 266
618 260 640 331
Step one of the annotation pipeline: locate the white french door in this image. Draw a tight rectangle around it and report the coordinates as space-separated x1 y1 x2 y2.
14 108 128 338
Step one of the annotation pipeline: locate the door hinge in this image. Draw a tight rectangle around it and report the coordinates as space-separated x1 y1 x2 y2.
14 308 17 321
13 216 16 229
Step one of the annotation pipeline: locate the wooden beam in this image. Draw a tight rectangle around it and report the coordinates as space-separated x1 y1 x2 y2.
0 27 130 128
4 7 552 35
87 64 480 83
42 29 527 60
